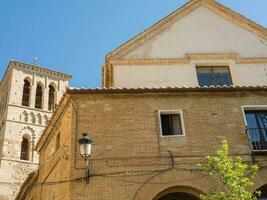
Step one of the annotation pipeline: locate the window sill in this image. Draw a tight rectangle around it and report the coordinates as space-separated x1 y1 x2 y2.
160 135 186 138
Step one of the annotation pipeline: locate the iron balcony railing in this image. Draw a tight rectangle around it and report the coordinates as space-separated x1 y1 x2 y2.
247 128 267 152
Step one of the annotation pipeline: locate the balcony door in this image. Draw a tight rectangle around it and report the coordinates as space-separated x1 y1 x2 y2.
245 111 267 151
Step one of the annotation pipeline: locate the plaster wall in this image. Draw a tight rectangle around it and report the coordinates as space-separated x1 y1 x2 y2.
124 7 267 59
113 62 267 88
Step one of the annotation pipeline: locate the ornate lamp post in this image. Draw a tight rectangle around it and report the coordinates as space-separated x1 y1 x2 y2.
78 133 92 184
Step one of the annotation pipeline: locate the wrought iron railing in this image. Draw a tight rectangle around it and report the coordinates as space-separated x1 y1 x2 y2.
247 128 267 152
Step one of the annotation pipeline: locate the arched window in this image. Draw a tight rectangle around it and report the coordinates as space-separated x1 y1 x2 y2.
48 85 55 111
35 84 43 109
22 79 31 106
20 137 29 160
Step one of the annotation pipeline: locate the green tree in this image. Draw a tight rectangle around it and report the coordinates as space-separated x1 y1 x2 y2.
199 140 260 200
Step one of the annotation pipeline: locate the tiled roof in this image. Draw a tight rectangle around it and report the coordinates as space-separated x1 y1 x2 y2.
67 85 267 94
36 84 267 152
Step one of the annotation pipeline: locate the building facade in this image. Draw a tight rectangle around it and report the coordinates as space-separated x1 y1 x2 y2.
0 61 71 200
16 0 267 199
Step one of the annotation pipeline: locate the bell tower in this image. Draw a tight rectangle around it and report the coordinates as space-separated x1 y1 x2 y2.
0 60 71 200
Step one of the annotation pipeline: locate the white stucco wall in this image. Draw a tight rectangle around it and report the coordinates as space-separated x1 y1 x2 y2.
113 6 267 88
124 7 267 59
113 64 198 88
113 62 267 88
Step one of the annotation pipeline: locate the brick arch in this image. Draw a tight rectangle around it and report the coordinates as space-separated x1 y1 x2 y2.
132 169 219 200
153 186 201 200
251 168 267 193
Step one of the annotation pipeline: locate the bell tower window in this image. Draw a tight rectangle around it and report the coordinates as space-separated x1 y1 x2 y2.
48 85 55 111
22 79 31 106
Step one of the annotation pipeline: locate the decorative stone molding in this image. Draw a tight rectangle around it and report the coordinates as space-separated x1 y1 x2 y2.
103 53 267 87
12 61 72 81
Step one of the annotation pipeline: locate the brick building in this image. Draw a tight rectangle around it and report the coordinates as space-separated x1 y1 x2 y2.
0 61 71 200
16 0 267 199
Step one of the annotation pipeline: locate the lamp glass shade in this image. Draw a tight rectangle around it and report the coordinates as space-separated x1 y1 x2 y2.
79 134 92 159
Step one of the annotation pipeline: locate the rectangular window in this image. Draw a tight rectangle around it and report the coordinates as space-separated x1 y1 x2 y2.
159 110 185 137
55 133 60 151
196 66 232 87
244 110 267 151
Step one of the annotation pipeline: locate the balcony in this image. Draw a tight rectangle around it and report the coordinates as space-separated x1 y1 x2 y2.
247 128 267 153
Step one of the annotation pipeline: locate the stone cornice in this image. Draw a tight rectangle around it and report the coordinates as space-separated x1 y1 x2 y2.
8 104 53 114
11 60 72 81
0 61 12 90
103 53 267 87
5 120 46 128
0 60 72 90
109 54 267 65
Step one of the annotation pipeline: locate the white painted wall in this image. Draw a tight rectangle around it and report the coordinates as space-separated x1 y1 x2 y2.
113 64 198 88
113 62 267 88
113 6 267 88
124 7 267 59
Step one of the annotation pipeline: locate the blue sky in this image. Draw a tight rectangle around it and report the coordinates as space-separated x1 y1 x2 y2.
0 0 266 87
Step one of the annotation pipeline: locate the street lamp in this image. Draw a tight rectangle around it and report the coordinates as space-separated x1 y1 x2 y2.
78 133 92 184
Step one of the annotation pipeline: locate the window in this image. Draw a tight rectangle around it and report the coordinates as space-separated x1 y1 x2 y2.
48 85 55 111
22 79 31 106
20 137 29 160
244 110 267 151
196 66 232 87
159 110 185 137
35 84 43 109
55 133 60 151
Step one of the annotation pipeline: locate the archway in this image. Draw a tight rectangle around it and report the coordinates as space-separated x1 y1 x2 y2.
257 184 267 200
153 186 201 200
156 192 200 200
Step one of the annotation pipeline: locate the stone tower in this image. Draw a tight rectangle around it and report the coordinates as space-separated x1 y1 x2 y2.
0 60 71 200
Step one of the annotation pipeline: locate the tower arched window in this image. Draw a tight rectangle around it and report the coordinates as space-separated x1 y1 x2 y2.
48 85 55 111
20 137 29 161
35 84 43 109
22 79 31 106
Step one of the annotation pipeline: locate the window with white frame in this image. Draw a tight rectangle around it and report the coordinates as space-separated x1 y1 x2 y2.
158 110 186 137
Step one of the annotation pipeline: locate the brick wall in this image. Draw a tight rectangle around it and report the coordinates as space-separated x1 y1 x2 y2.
21 90 267 200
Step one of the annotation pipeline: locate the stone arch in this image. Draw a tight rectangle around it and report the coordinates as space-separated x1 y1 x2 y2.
252 168 267 193
22 110 28 122
22 77 32 107
256 184 267 199
132 169 220 200
35 82 44 109
30 112 35 124
19 127 35 161
44 114 48 125
20 134 31 161
37 113 42 125
19 126 35 140
48 82 57 111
